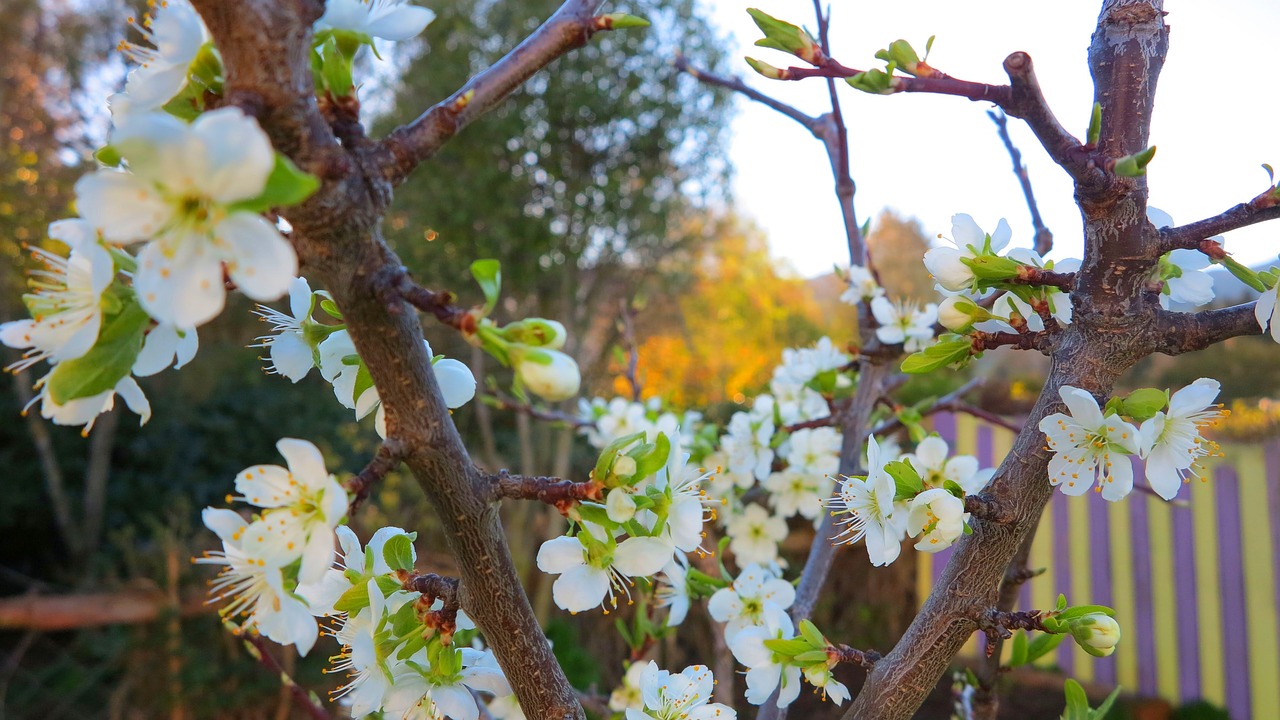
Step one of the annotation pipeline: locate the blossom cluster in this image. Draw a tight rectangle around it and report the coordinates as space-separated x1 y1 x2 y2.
1039 379 1226 501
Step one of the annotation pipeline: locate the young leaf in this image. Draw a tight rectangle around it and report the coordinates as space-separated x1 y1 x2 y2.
1063 679 1091 720
1026 632 1066 664
1086 102 1102 146
46 301 150 404
382 534 415 572
471 259 502 313
228 153 320 213
798 619 826 648
1009 631 1029 668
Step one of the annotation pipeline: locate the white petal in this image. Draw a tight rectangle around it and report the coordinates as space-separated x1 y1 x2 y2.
1059 386 1104 428
433 358 477 408
192 108 275 203
75 171 174 243
215 213 297 301
988 218 1012 252
133 323 179 377
277 438 329 487
950 214 984 248
298 526 337 585
536 536 586 574
552 564 609 612
365 5 436 40
134 236 226 328
115 376 151 424
287 276 313 319
432 684 479 720
270 332 314 382
613 537 673 577
202 507 246 544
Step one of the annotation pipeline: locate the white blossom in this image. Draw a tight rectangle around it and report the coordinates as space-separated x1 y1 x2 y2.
1138 378 1225 500
536 531 672 613
111 0 209 115
839 264 883 305
724 504 788 567
656 555 692 627
626 661 736 720
728 604 802 707
901 435 992 495
1038 386 1140 501
383 647 511 720
1 220 114 372
906 489 968 552
763 469 829 520
707 563 795 636
870 296 937 351
252 277 318 382
28 372 151 434
924 214 1011 292
721 410 775 482
1255 265 1280 343
315 0 436 42
76 109 296 327
828 437 904 566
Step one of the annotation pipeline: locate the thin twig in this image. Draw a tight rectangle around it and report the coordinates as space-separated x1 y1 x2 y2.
487 469 603 508
346 439 407 516
238 630 331 720
481 390 595 428
672 55 819 131
988 110 1053 255
1158 193 1280 253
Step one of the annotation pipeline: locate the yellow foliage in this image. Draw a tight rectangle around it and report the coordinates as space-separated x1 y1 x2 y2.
620 215 849 408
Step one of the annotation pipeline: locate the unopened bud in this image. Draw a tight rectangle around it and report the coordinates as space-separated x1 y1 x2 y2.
937 295 980 333
606 489 637 523
745 57 788 80
514 347 581 401
1068 613 1121 657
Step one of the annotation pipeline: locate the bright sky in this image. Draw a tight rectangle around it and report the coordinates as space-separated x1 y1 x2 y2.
706 1 1280 277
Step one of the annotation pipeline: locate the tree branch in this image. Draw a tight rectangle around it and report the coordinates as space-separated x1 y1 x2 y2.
1008 266 1075 290
377 0 605 186
988 110 1054 255
1158 194 1280 253
482 390 595 428
831 644 882 670
239 630 331 720
672 55 819 132
487 470 602 508
1000 52 1104 190
1152 302 1263 355
346 438 407 516
971 330 1052 353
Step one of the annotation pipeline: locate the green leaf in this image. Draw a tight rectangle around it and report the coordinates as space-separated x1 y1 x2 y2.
1117 387 1168 422
846 68 896 95
793 649 830 663
745 56 785 80
1091 686 1122 719
885 459 924 501
1009 631 1029 668
382 534 415 572
762 637 812 657
1214 253 1269 292
95 145 122 167
798 619 826 648
1057 604 1115 621
1086 102 1102 146
1056 593 1069 611
593 431 646 483
1026 632 1066 664
1112 145 1157 177
390 599 421 637
598 13 650 29
901 338 972 374
631 433 672 480
333 582 371 615
46 301 150 404
229 153 320 214
471 259 502 314
943 479 966 500
1063 679 1091 720
746 8 820 63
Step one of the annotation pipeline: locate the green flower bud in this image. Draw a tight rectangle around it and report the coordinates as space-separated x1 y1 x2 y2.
1068 613 1121 657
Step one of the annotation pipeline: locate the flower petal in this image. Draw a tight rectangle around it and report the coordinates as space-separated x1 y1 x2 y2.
215 213 297 302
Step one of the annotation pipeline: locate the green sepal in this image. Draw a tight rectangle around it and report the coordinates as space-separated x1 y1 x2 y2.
1214 253 1269 292
874 39 921 76
470 259 502 314
1092 686 1122 718
762 637 812 657
962 254 1022 281
943 479 966 500
593 431 646 483
746 8 820 64
630 432 671 480
227 153 320 214
793 649 830 663
745 57 785 80
333 582 372 615
1057 604 1116 621
95 145 122 167
46 300 149 404
1009 631 1029 667
396 632 428 661
389 599 421 637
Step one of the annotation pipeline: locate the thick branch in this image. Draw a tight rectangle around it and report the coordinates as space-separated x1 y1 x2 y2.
1009 266 1075 290
971 330 1051 353
1159 196 1280 253
988 110 1054 255
964 494 1015 524
1000 53 1104 189
1152 302 1263 355
378 0 604 185
673 56 819 131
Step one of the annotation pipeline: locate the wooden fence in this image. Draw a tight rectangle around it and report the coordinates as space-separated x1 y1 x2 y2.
924 413 1280 718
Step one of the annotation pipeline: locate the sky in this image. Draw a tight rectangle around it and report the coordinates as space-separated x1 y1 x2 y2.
704 1 1280 277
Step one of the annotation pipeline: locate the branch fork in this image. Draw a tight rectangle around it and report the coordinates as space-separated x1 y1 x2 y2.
488 469 603 512
401 572 462 641
346 438 408 516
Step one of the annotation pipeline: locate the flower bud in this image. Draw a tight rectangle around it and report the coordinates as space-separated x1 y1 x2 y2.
612 454 638 479
937 295 979 333
1068 613 1121 657
606 489 637 523
515 347 581 401
501 318 567 349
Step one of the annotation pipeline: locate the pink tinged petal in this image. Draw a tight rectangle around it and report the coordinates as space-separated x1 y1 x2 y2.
270 331 313 382
1059 386 1105 428
432 683 480 720
1100 454 1134 502
613 537 673 577
202 507 246 544
192 108 275 203
276 438 329 488
536 536 586 574
134 237 226 328
552 564 609 612
133 323 180 377
214 213 297 302
115 376 151 425
433 358 477 408
75 172 174 243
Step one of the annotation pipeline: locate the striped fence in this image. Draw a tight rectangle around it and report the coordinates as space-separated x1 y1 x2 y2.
922 413 1280 718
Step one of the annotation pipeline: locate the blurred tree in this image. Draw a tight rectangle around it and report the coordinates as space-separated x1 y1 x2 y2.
867 209 935 303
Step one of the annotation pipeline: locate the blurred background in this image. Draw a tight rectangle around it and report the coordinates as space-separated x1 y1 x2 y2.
3 1 1278 718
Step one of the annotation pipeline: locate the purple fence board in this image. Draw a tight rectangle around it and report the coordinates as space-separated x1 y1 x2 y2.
1215 465 1251 720
1130 474 1159 697
1268 440 1280 683
1089 492 1117 686
1171 501 1200 700
1052 493 1074 675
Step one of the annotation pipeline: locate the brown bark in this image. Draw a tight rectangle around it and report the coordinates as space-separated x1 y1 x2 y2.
0 591 208 631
